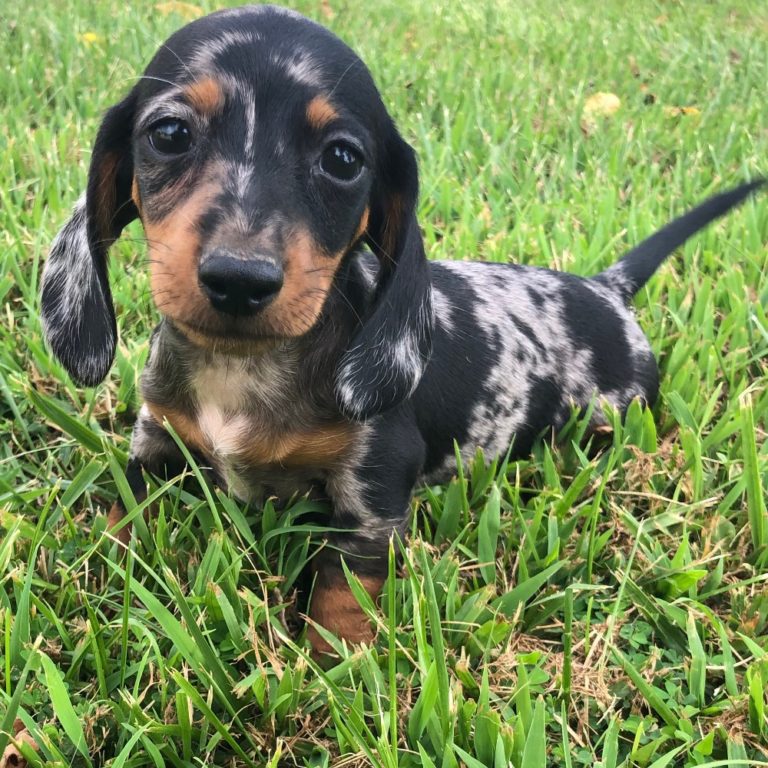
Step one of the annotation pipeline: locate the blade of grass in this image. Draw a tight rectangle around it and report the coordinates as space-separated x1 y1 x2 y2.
39 650 93 765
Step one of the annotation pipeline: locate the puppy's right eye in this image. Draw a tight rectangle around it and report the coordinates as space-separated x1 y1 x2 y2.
149 119 192 155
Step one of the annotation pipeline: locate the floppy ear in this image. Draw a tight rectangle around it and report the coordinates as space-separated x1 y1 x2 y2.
40 94 139 387
334 129 434 420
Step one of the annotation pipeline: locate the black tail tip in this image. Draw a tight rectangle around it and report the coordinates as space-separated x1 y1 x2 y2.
734 177 765 197
711 176 766 217
597 176 765 301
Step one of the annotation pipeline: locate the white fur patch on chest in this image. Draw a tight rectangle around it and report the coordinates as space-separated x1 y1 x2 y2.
189 361 253 500
196 404 250 457
192 361 252 452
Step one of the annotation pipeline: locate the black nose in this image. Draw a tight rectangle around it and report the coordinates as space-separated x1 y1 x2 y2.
199 252 284 316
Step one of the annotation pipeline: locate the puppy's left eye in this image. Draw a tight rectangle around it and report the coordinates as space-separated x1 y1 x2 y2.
148 118 192 155
320 142 363 181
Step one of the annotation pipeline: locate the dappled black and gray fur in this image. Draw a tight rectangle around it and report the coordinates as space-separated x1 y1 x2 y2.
40 4 762 648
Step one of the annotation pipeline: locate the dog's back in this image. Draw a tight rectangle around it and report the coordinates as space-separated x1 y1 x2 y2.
413 180 763 482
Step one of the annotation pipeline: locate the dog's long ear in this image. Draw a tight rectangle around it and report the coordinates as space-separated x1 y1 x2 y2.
335 129 433 420
41 94 139 387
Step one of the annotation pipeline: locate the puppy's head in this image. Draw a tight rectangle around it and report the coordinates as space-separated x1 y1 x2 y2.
41 5 432 418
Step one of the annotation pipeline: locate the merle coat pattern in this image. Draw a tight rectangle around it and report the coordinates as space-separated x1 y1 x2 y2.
40 4 762 653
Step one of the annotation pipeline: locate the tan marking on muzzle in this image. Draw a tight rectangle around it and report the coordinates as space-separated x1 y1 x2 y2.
145 199 351 344
261 228 344 336
143 180 219 324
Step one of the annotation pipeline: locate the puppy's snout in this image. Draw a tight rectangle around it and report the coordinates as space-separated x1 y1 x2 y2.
199 251 283 316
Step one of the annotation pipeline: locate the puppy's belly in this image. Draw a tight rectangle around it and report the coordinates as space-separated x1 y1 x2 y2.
419 383 622 487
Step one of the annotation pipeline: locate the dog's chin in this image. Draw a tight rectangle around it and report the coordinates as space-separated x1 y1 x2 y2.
171 318 285 357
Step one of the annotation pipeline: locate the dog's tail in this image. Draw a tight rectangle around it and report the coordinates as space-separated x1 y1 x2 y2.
595 179 764 302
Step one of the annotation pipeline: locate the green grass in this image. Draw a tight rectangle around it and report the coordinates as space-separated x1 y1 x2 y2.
1 0 768 765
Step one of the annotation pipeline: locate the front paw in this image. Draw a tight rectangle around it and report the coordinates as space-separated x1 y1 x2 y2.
306 573 383 659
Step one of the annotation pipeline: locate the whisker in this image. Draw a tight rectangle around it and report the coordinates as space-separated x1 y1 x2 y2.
132 74 184 90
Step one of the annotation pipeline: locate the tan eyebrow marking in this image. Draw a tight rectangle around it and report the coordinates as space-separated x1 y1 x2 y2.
182 76 225 116
306 95 338 129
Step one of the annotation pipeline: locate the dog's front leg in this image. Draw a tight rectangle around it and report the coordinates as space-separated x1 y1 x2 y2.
307 413 425 655
107 405 189 546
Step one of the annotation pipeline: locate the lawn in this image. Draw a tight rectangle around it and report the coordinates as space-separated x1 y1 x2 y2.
1 0 767 765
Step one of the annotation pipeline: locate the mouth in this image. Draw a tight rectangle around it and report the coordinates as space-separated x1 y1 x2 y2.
171 317 283 354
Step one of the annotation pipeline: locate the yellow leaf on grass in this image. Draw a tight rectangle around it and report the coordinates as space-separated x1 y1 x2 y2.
155 1 204 19
663 106 701 117
581 92 621 135
582 92 622 119
79 31 102 45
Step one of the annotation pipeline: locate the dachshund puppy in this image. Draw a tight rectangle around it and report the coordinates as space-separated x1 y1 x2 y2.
41 5 761 653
